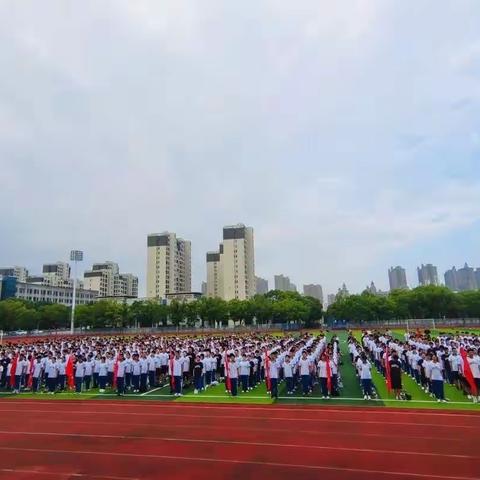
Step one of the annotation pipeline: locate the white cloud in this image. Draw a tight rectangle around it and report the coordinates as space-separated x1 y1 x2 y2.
0 0 479 296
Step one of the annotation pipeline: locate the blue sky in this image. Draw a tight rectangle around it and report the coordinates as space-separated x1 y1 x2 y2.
0 0 479 297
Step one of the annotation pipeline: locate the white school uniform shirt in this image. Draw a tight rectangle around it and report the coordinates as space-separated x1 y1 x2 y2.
93 360 101 374
269 360 280 379
468 356 480 378
58 361 67 375
238 360 250 376
317 360 328 378
283 362 293 378
147 356 156 372
359 361 372 380
139 358 148 374
298 359 310 376
182 356 190 373
75 363 85 378
46 361 59 378
227 361 238 379
448 354 462 372
98 362 108 377
430 363 443 381
170 358 183 377
132 360 141 376
107 359 115 373
84 360 93 376
33 361 43 378
15 359 28 376
124 358 132 374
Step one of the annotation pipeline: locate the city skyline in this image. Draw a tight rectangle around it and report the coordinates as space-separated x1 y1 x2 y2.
1 2 479 300
4 249 480 300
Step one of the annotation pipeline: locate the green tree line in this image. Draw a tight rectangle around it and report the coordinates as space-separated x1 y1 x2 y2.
327 285 480 322
0 290 323 332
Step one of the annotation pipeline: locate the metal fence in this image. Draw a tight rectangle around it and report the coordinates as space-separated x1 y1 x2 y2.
327 318 480 330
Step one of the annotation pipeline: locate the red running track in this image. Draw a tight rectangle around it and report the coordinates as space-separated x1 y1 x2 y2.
0 400 478 480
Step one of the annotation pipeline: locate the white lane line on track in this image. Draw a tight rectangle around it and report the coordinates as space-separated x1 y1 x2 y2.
0 430 476 459
0 408 475 428
0 446 476 480
22 419 464 442
140 385 169 396
0 469 139 480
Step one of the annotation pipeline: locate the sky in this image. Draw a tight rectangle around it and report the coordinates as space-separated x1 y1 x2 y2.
1 0 480 297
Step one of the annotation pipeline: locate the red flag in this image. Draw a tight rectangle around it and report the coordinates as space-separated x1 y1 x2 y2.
113 358 119 388
384 347 392 393
169 352 175 389
224 354 231 392
27 357 35 388
326 354 332 394
9 354 18 387
66 355 75 389
460 348 478 396
264 350 271 392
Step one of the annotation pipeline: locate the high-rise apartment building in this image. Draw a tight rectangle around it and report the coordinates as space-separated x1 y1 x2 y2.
327 293 336 307
42 262 71 286
303 284 323 303
417 264 438 286
456 263 477 291
256 276 269 295
84 261 138 298
0 266 29 282
444 267 458 291
146 232 192 299
388 266 408 291
221 224 255 300
274 274 291 291
206 224 255 300
206 247 223 298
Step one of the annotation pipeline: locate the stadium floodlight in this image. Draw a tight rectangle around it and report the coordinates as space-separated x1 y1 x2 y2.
70 250 84 334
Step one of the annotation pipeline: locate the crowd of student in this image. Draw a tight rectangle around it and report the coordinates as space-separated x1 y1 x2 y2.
0 332 343 399
348 329 480 403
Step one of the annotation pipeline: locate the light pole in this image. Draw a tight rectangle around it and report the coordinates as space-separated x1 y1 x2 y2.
70 250 84 335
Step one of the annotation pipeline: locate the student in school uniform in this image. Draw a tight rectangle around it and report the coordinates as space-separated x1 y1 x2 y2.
106 354 115 387
84 355 93 391
74 357 85 394
297 351 312 396
269 351 280 399
359 354 373 400
124 351 132 391
116 353 125 396
227 353 239 397
58 355 67 391
389 352 403 400
32 356 43 393
238 356 251 393
317 353 330 399
13 354 28 394
93 354 101 388
147 352 157 390
131 353 141 393
98 356 108 393
448 348 462 389
283 354 295 395
430 354 446 402
193 355 203 394
170 351 184 396
466 349 480 403
139 353 148 393
46 356 59 394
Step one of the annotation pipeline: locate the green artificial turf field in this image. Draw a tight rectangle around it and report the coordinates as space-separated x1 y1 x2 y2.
1 328 479 410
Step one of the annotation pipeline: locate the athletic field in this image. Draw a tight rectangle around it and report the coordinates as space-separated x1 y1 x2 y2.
0 329 479 480
1 329 479 410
